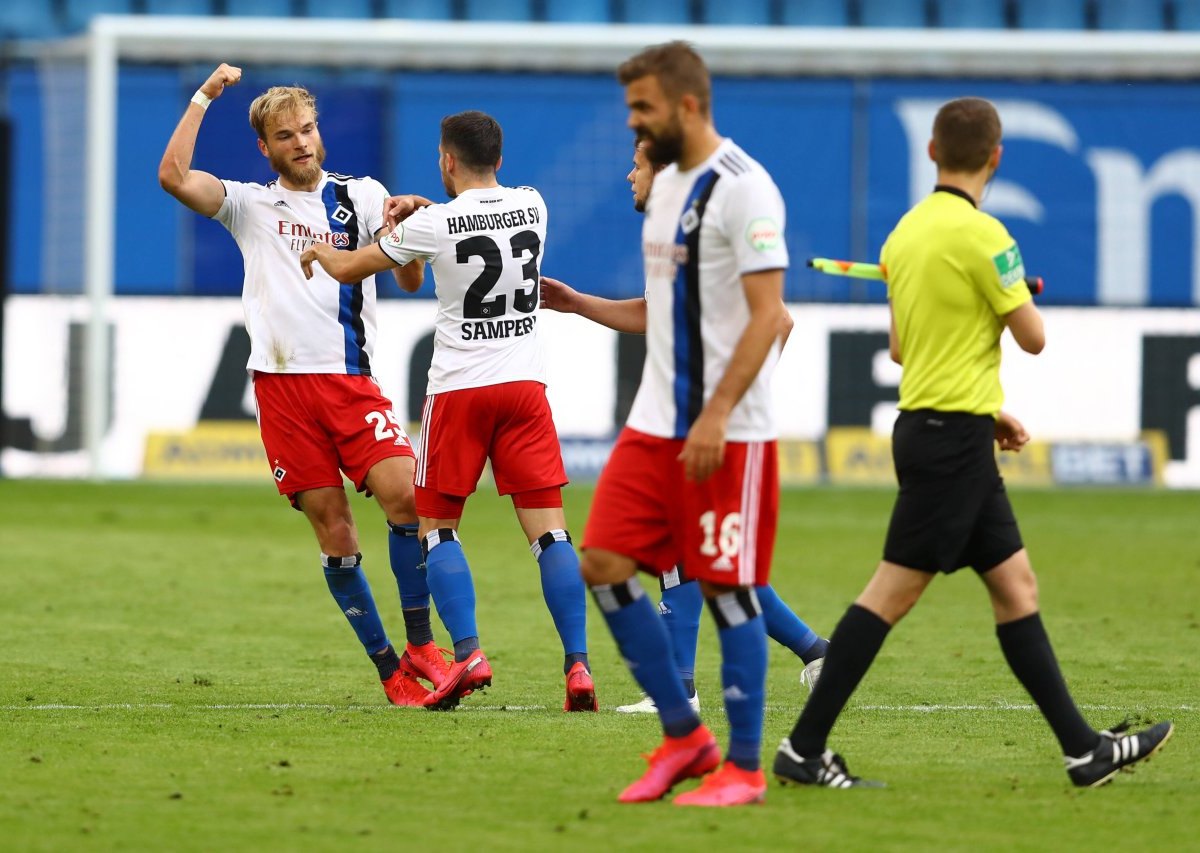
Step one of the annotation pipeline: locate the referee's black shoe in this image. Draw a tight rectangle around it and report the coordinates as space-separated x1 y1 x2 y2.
773 739 884 788
1064 720 1175 788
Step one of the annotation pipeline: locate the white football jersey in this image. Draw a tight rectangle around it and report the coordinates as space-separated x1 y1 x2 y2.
379 185 548 394
214 171 389 375
627 139 789 442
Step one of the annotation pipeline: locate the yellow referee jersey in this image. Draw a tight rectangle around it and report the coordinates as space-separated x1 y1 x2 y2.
881 186 1031 416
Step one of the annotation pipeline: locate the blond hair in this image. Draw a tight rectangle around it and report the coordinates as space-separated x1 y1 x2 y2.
248 86 318 139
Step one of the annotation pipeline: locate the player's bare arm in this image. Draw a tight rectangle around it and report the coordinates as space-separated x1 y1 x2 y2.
540 275 648 334
1003 301 1045 354
373 226 425 292
679 268 786 483
300 242 398 285
994 410 1030 453
158 63 242 218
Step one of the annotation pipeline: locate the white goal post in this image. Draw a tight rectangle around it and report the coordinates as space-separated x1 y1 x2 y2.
34 15 1200 478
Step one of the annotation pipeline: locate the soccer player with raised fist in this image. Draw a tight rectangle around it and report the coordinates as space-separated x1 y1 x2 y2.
159 64 448 709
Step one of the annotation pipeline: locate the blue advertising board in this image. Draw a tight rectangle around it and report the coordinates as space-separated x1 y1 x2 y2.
4 67 1199 306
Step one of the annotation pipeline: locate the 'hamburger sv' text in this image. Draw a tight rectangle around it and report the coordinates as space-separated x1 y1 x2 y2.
446 206 540 235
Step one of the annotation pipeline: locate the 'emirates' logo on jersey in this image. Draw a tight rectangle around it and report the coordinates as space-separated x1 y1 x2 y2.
277 221 351 252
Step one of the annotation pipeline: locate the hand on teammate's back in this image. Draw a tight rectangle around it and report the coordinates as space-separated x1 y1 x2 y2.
538 276 582 314
201 63 242 101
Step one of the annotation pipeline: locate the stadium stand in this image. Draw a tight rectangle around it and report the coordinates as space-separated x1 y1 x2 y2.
224 0 296 17
144 0 219 14
620 0 693 24
859 0 930 28
63 0 135 32
300 0 374 18
381 0 458 20
780 0 850 26
937 0 1009 28
1013 0 1088 29
700 0 773 25
1094 0 1167 30
0 2 61 37
545 0 612 23
464 0 535 22
3 0 1193 39
1178 0 1200 29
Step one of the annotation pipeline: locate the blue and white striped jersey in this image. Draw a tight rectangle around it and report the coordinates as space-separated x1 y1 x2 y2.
627 139 789 441
214 170 388 375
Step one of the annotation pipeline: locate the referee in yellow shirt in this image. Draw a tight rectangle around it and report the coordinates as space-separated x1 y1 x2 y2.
773 97 1172 789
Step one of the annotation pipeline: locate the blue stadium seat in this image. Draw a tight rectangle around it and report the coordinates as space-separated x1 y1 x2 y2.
382 0 457 19
1178 0 1200 29
545 0 612 22
300 0 374 17
224 0 295 16
464 0 534 21
0 2 61 37
1013 0 1087 28
622 0 693 24
701 0 773 25
144 0 218 13
937 0 1008 28
859 0 928 27
780 0 850 26
63 0 135 33
1094 0 1166 30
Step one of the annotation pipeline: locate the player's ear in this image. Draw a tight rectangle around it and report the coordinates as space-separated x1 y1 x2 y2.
990 144 1003 170
494 154 502 173
679 92 700 120
258 137 269 159
926 139 937 164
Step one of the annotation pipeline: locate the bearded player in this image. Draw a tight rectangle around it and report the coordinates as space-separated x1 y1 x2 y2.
159 64 451 707
542 141 828 716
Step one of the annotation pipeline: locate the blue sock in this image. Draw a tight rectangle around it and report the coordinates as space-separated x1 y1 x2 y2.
709 589 768 772
422 529 478 657
592 578 699 738
388 522 433 646
661 572 702 690
322 553 390 656
532 532 589 673
758 584 824 663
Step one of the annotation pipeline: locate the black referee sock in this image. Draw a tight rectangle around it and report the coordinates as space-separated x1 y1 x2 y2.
789 604 891 757
996 612 1100 757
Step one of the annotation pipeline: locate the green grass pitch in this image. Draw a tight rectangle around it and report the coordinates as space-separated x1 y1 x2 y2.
1 480 1196 850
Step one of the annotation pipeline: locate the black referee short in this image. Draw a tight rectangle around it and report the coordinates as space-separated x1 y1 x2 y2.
882 409 1023 575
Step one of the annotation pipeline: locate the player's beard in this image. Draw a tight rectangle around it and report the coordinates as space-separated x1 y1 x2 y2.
441 164 456 199
271 140 326 188
640 120 684 169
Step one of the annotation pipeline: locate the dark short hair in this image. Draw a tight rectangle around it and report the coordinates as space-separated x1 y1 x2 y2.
617 40 711 116
932 97 1002 173
440 110 503 171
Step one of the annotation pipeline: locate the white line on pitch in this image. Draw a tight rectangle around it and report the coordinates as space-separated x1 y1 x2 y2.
1 703 1192 713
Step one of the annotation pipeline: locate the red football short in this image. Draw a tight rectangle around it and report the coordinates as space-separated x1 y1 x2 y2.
252 372 414 500
583 427 779 586
415 380 567 501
